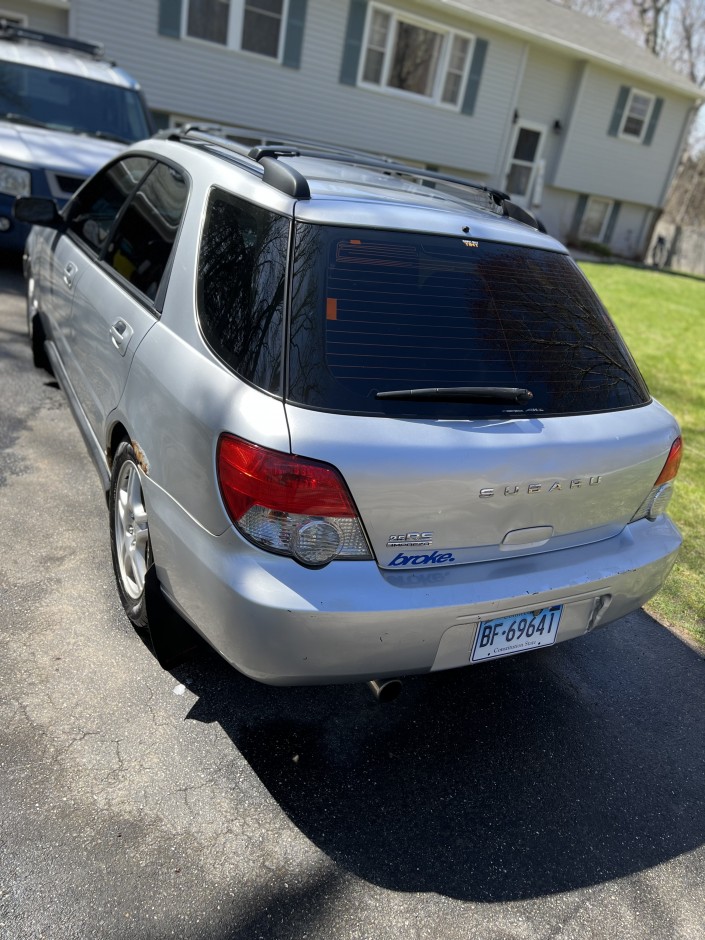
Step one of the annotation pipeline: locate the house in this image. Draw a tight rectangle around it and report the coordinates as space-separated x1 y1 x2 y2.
4 0 701 257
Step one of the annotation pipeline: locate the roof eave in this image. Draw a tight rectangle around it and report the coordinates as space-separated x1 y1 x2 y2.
438 0 703 101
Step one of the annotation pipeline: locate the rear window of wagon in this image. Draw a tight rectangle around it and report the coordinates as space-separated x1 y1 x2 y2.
286 226 650 419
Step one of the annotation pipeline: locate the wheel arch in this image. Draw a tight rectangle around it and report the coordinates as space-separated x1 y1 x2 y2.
107 421 130 472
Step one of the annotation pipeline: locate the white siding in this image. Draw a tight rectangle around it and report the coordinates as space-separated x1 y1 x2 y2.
532 186 576 244
515 47 583 185
610 202 650 257
554 65 691 206
69 0 525 177
58 0 696 259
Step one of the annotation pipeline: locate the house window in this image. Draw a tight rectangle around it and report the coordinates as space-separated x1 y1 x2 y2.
185 0 287 59
241 0 285 57
620 89 654 142
579 196 614 242
360 5 473 108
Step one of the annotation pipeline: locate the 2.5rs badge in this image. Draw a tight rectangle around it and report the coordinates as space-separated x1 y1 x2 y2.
386 531 433 547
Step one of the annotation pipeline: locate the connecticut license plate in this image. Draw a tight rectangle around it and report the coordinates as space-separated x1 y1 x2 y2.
471 605 563 662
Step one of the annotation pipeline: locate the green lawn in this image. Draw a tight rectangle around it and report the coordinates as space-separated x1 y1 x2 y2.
580 262 705 645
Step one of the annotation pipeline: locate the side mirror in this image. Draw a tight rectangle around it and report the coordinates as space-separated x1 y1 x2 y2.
13 196 63 228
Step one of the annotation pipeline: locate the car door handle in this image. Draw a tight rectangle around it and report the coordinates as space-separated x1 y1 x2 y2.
63 261 77 288
110 318 134 356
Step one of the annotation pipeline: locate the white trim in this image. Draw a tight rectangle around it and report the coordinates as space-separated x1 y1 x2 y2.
357 3 475 111
503 120 546 207
618 87 655 143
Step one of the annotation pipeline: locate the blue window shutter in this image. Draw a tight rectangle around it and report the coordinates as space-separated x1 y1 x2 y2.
283 0 308 69
158 0 182 38
608 85 630 136
340 0 368 86
643 97 663 145
603 201 621 243
461 38 488 116
569 194 588 240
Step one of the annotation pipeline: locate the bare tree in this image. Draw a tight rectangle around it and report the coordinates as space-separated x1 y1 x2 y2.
632 0 672 54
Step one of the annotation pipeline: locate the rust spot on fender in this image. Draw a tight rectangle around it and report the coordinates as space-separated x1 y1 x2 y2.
131 441 150 475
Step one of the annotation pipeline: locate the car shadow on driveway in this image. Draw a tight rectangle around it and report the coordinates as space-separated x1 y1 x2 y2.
169 611 705 902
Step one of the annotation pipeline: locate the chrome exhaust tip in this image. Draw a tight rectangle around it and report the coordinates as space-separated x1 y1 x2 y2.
368 678 402 703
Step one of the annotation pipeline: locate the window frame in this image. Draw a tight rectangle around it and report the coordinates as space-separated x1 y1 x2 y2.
503 121 546 206
182 0 291 63
358 3 475 110
618 88 655 143
579 195 614 243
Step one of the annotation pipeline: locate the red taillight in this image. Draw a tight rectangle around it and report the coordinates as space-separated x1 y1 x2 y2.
217 434 356 523
654 436 683 486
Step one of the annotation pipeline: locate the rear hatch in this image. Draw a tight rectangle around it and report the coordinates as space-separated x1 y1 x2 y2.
285 225 678 567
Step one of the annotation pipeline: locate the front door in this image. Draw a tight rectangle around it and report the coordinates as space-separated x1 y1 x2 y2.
505 123 545 207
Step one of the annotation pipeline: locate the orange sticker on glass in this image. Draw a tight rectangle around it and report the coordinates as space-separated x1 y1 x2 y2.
326 298 337 321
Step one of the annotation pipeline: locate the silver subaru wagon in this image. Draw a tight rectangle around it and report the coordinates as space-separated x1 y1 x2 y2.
17 128 682 691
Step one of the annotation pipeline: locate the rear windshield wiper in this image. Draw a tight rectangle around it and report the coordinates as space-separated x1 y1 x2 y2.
375 386 534 403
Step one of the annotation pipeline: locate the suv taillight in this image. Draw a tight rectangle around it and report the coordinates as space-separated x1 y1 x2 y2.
217 434 372 566
631 436 683 522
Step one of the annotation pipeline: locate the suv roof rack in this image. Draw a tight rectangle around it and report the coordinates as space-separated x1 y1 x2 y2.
0 20 104 59
159 124 541 229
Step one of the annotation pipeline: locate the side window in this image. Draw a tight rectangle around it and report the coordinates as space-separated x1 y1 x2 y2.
104 161 189 302
67 157 152 254
608 85 663 145
197 189 290 394
620 89 654 140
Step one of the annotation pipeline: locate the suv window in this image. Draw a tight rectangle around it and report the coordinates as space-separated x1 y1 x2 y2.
197 189 289 394
105 161 189 301
67 156 153 254
287 226 650 419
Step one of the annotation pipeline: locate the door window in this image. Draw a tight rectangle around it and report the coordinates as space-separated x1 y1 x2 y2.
67 157 153 255
506 127 543 200
104 162 189 302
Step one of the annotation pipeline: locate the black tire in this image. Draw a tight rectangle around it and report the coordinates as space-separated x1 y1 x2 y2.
29 310 53 374
109 440 152 631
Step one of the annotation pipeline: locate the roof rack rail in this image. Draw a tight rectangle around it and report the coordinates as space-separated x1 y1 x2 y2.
160 124 541 229
266 143 509 206
0 20 104 59
160 125 311 198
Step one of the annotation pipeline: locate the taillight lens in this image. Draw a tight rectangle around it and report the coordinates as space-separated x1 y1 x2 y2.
631 437 683 523
217 434 372 566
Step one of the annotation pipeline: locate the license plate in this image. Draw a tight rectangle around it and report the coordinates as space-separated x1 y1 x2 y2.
471 605 562 662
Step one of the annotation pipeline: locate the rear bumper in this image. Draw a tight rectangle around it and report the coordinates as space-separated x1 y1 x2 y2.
144 476 681 684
